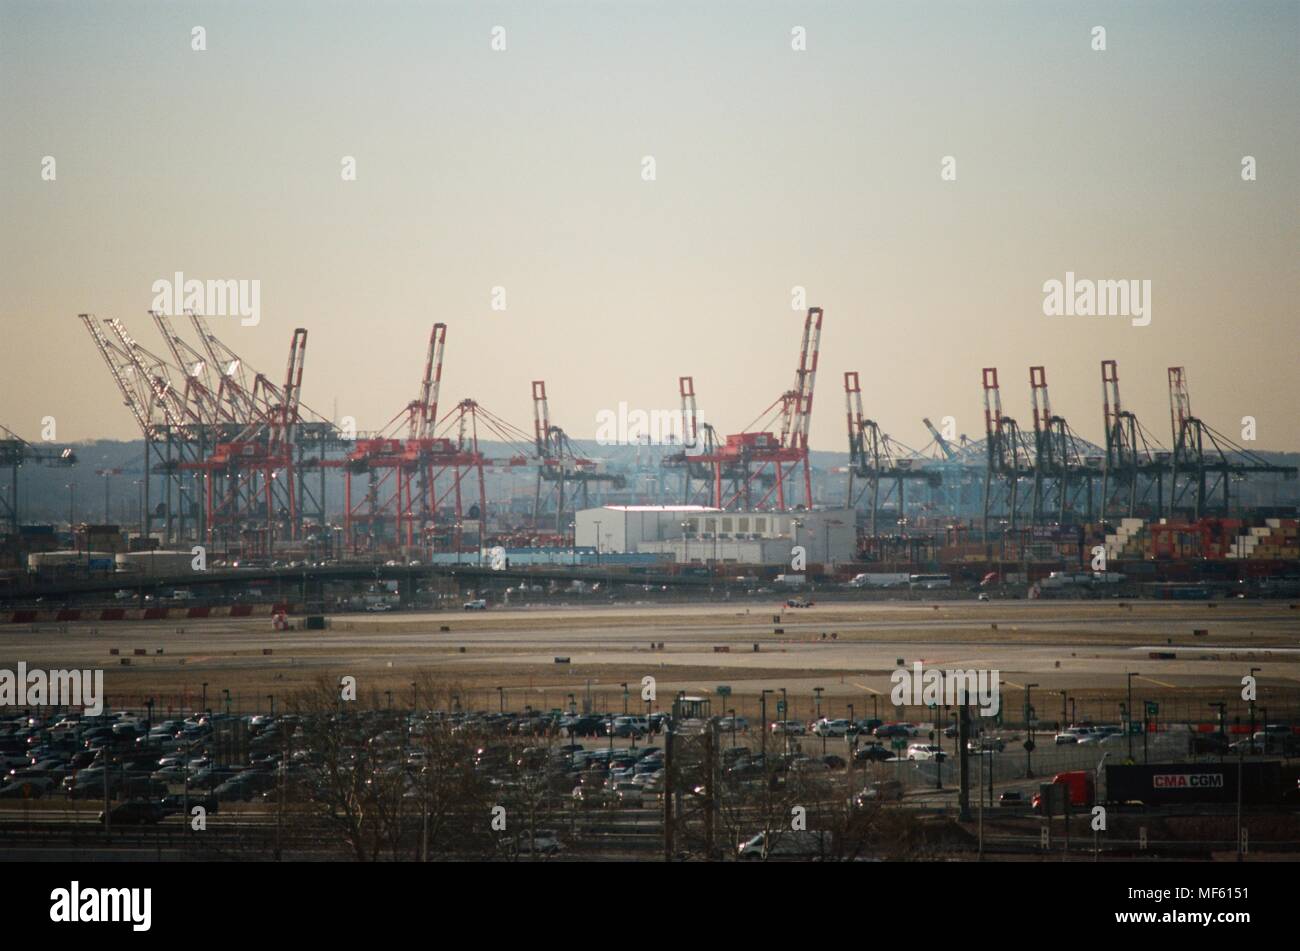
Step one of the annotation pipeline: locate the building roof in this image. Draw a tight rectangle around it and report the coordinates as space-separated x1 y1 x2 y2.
595 505 721 512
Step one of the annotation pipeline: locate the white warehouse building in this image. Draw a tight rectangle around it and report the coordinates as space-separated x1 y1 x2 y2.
574 505 718 553
575 505 857 567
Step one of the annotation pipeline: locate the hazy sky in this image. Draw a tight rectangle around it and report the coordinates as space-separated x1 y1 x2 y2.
2 1 1297 453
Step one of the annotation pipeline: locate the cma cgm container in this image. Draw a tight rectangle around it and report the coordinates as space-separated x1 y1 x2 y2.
1106 762 1281 807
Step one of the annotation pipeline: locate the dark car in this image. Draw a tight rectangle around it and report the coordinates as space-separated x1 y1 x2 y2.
998 791 1024 807
100 800 164 825
873 723 912 739
854 745 893 763
850 719 883 735
159 793 218 816
1190 734 1230 755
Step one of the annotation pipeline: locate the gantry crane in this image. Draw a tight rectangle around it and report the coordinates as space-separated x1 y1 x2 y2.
531 380 625 532
0 425 77 533
1098 359 1171 522
844 371 941 535
980 367 1037 537
1027 366 1105 525
1167 366 1296 518
692 307 822 511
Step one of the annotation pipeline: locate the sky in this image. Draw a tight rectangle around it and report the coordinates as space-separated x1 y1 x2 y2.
2 0 1297 454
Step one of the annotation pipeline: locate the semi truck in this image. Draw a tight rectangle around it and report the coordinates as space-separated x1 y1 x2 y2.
1031 770 1096 813
847 573 911 589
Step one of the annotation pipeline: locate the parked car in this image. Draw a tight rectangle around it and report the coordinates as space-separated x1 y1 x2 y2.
854 780 904 806
99 800 164 825
514 829 562 855
854 744 893 763
812 718 850 738
906 744 946 762
737 830 832 860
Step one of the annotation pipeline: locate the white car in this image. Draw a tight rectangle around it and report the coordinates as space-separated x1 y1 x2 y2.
515 829 562 855
1055 726 1096 745
463 599 487 611
906 744 946 761
812 718 851 737
770 720 806 736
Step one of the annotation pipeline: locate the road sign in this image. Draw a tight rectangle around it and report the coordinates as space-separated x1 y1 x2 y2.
1145 701 1158 716
776 700 785 715
716 685 732 697
891 738 906 751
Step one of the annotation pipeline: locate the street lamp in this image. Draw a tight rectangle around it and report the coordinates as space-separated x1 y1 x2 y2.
1024 683 1039 778
760 689 773 761
593 520 602 566
781 688 789 755
1126 672 1140 760
1248 667 1261 753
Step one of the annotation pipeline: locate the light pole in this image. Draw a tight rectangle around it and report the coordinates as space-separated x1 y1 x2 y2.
1126 672 1139 760
593 520 602 566
1209 701 1226 760
1024 683 1039 778
66 482 76 531
760 689 773 763
814 687 825 755
781 688 789 755
1248 667 1261 753
201 682 208 718
681 521 689 566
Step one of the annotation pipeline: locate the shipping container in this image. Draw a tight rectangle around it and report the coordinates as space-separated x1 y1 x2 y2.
1105 762 1281 806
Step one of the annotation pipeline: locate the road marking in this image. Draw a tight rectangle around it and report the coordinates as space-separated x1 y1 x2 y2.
1136 674 1177 689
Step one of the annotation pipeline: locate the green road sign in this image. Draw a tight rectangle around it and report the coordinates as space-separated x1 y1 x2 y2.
776 701 785 714
891 738 906 750
1145 701 1158 716
716 685 732 697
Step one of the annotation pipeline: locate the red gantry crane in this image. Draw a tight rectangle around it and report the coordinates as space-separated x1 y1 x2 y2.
692 307 822 511
329 324 494 554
